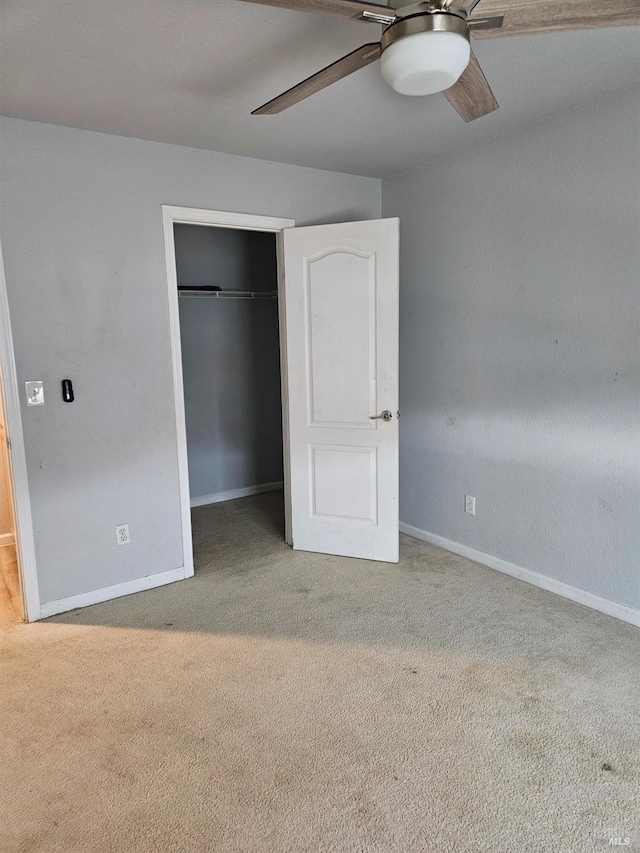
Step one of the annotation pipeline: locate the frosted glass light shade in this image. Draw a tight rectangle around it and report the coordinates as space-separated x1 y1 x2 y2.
380 30 471 96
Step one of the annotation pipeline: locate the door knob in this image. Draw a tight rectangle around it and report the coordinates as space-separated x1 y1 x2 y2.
370 410 393 422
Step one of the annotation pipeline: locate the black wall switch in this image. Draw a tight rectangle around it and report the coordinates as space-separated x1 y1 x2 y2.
62 379 74 402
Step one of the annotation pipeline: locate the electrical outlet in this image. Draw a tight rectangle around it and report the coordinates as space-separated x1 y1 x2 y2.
465 495 476 515
115 523 130 545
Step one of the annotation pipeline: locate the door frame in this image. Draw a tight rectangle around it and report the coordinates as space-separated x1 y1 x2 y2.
161 206 295 576
0 240 40 621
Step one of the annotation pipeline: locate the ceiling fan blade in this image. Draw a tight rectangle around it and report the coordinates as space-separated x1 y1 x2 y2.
237 0 396 24
443 52 498 122
469 0 640 38
252 42 382 114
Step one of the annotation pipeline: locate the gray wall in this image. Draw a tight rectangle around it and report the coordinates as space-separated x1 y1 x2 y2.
175 225 283 499
384 88 640 610
0 117 381 605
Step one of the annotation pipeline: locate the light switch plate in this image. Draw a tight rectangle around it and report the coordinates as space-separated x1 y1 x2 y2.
25 381 44 406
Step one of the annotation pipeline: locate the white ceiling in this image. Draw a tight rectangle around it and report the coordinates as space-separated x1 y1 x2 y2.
1 0 638 177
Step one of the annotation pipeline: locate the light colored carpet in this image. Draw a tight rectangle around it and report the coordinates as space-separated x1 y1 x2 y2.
1 492 639 853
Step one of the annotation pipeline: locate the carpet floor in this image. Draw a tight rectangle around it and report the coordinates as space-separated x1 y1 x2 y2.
1 492 639 852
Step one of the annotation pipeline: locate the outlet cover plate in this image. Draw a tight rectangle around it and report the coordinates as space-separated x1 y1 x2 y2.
465 495 476 515
115 524 130 545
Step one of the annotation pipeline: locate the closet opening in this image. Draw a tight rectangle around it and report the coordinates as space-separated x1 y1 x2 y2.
172 216 290 573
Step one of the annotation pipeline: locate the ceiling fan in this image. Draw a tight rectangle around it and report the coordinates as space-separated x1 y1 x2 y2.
238 0 640 122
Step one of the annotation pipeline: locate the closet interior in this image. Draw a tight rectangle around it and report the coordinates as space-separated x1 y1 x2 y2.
175 223 284 543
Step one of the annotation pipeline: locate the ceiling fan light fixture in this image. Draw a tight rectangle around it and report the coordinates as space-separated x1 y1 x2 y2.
381 30 470 96
380 13 470 97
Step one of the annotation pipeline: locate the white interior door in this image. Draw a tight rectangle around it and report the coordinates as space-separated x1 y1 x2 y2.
280 218 399 563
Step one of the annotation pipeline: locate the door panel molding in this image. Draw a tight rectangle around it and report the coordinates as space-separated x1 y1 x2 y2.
305 249 377 429
310 444 378 524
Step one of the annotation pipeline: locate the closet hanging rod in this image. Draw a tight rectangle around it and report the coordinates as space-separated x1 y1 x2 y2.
178 289 278 300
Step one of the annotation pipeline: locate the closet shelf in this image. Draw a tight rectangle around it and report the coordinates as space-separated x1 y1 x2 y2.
178 289 278 300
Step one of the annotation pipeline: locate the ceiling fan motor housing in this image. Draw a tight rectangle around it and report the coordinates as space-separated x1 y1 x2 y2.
380 13 471 96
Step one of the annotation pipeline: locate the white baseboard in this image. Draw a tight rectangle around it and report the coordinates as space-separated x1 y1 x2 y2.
399 522 640 629
0 532 15 547
39 566 186 619
190 481 283 508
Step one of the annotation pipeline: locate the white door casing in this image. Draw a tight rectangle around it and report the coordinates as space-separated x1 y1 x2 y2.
281 218 399 563
0 240 39 620
163 206 295 583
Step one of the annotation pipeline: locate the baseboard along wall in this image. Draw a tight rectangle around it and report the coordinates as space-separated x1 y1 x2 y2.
190 481 283 508
39 510 637 626
39 566 186 619
38 484 284 620
399 522 640 629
